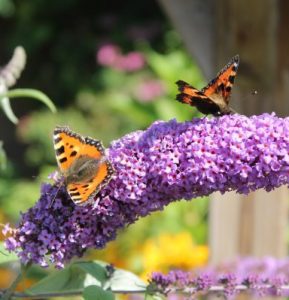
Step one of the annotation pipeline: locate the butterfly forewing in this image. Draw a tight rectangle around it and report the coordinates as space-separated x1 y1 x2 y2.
54 127 103 172
202 55 239 104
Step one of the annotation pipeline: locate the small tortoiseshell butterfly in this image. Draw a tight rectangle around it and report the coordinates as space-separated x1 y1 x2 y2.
53 126 114 206
176 55 239 116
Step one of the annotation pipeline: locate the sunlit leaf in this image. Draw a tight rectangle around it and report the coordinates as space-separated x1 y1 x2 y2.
104 267 146 293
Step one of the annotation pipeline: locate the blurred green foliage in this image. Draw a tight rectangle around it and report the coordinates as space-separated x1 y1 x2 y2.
0 0 14 17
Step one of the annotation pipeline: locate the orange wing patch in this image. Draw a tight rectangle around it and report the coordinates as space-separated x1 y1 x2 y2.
53 126 114 206
202 55 239 103
176 80 221 115
54 127 102 172
66 162 111 205
176 55 239 116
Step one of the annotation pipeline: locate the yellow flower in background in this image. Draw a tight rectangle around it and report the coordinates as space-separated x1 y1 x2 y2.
89 231 209 282
140 232 209 279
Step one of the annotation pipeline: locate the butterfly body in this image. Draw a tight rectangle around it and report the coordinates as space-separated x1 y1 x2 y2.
176 55 239 116
65 155 103 185
53 126 114 206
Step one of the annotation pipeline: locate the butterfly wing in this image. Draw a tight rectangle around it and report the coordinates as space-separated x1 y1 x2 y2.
66 136 114 206
53 126 114 205
176 80 220 115
201 55 239 104
54 126 87 172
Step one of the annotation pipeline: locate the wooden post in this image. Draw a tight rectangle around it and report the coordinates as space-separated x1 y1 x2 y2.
211 0 289 262
158 0 289 272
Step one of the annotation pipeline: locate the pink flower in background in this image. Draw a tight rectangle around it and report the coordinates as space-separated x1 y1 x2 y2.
96 44 146 72
96 44 120 67
116 51 146 72
133 79 166 102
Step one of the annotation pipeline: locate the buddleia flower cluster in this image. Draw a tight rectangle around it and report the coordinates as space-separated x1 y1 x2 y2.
150 256 289 298
4 113 289 267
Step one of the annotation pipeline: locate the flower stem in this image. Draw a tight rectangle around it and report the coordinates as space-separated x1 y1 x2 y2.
0 288 146 299
1 284 289 298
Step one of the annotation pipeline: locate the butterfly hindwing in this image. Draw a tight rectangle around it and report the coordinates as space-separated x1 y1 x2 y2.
67 160 113 205
202 55 239 104
176 80 220 115
53 126 114 206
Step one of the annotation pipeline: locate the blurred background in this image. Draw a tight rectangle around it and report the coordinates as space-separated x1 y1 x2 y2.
1 1 289 298
0 0 210 291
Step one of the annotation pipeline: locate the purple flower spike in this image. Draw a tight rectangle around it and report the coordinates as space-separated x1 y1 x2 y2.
5 113 289 267
150 257 289 298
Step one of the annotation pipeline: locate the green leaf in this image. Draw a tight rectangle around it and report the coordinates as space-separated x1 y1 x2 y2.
83 285 115 300
27 263 103 295
27 261 146 296
27 268 71 294
0 96 18 124
4 88 57 113
104 267 146 293
74 261 107 285
26 265 85 294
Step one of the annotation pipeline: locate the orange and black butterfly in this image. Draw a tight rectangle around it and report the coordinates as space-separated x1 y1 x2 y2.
176 55 239 116
53 126 114 206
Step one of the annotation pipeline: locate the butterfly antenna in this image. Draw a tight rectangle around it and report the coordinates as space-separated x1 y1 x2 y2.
229 107 237 114
49 181 64 208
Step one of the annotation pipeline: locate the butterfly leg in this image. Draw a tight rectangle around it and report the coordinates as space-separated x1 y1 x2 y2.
48 180 65 208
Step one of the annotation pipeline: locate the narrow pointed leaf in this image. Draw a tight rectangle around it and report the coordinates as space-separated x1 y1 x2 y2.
0 96 18 124
3 88 57 113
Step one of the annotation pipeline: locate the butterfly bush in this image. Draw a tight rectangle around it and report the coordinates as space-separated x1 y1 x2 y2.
4 113 289 267
150 256 289 298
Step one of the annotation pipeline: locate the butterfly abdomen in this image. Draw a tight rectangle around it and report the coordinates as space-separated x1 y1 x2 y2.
66 156 101 184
